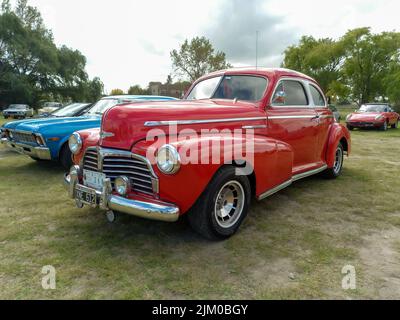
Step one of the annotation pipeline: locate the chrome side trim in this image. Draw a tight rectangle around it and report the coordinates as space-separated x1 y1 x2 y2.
268 115 315 120
257 164 328 201
292 164 328 181
242 125 267 129
257 179 292 200
144 117 266 127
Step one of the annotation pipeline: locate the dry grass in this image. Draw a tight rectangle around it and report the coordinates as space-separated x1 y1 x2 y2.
0 114 399 299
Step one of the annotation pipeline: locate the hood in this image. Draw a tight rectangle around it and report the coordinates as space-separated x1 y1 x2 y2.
348 112 383 121
3 115 100 134
100 99 265 150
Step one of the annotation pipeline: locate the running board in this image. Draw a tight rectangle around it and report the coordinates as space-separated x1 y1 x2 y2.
257 165 328 200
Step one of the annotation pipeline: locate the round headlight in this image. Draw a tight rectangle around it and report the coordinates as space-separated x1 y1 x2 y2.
68 132 82 155
156 144 181 174
115 176 130 196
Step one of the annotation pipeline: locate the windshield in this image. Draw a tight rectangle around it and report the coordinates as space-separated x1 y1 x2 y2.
9 105 26 109
186 75 268 101
86 99 120 115
52 103 88 117
359 105 387 112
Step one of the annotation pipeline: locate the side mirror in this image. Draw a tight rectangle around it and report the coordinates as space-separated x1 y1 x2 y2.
272 91 286 105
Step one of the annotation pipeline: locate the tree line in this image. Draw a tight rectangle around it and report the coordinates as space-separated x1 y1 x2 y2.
0 0 103 108
2 0 400 109
282 28 400 106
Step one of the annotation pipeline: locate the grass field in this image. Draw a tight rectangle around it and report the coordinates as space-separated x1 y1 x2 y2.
0 114 399 299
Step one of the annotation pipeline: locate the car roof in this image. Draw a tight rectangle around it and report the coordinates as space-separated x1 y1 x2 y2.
197 67 316 82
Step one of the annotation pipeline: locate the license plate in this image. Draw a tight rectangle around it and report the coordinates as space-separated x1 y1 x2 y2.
76 185 98 206
83 170 106 190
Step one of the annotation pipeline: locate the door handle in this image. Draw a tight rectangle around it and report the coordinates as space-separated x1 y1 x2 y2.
311 114 320 121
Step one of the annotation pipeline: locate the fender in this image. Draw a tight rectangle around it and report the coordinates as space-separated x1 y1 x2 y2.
325 123 351 168
72 128 101 164
133 133 293 214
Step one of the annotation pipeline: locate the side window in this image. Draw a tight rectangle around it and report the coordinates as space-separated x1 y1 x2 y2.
272 80 308 106
309 85 326 106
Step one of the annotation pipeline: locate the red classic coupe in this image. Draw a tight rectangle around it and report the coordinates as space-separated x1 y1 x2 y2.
346 103 399 131
65 68 351 239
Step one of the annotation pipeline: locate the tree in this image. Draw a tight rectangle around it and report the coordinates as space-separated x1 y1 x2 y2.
282 36 345 94
340 28 400 104
170 36 232 82
110 88 124 95
127 85 149 95
0 0 103 106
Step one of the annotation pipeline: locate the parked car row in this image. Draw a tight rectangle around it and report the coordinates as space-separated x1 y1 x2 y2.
1 68 354 239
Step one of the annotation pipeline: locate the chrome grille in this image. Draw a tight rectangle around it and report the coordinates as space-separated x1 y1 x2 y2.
12 131 37 145
82 148 155 195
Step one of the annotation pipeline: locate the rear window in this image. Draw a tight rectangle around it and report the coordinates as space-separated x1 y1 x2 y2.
309 85 326 106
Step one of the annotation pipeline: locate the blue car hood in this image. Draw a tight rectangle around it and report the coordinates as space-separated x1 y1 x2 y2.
2 115 101 134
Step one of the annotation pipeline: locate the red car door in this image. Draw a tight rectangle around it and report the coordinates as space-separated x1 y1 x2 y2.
308 83 334 163
266 78 320 174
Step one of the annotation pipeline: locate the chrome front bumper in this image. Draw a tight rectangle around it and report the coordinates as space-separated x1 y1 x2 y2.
64 166 180 222
0 138 51 160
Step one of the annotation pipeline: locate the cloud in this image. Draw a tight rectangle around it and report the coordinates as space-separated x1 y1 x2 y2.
204 0 298 67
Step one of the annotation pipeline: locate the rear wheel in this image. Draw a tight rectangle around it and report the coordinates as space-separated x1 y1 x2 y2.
188 166 251 240
59 143 73 171
323 143 344 179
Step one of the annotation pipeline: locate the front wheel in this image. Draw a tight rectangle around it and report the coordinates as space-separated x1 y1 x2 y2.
323 143 344 179
188 166 251 240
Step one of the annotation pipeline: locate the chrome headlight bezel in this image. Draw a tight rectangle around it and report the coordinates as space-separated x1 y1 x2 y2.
156 144 181 175
68 132 82 155
115 176 130 196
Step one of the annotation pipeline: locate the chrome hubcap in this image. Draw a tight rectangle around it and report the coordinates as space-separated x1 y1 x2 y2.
214 181 245 229
333 147 343 174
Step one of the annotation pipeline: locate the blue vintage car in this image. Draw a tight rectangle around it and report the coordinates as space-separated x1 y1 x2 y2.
0 95 178 169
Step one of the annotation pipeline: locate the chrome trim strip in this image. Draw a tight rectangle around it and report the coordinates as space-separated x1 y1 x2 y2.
257 179 292 200
64 170 179 222
268 115 315 120
242 125 267 129
292 164 328 181
257 164 328 201
144 117 266 127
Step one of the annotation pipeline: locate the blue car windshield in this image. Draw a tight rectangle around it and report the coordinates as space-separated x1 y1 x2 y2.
86 99 120 115
52 103 88 117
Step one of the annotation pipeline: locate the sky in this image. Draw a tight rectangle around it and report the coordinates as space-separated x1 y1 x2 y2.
18 0 400 93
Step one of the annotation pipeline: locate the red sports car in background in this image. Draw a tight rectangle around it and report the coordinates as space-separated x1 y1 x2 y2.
346 103 399 131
